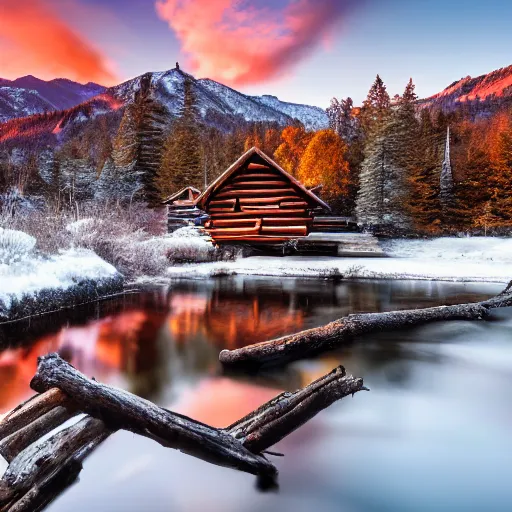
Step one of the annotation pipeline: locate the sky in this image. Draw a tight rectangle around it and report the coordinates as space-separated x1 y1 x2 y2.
1 0 511 107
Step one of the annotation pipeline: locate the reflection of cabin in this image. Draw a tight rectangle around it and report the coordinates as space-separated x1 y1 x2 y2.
197 147 330 245
163 186 203 232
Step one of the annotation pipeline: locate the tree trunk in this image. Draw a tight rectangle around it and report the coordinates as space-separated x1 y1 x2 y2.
0 359 367 509
30 354 276 479
220 283 512 368
0 416 110 507
0 406 76 463
0 389 69 442
226 366 367 453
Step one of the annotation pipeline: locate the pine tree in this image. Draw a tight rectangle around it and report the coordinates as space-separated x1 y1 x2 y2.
356 79 417 228
110 73 168 204
474 196 502 235
359 75 391 136
487 123 512 224
407 110 444 232
155 77 203 198
326 97 360 143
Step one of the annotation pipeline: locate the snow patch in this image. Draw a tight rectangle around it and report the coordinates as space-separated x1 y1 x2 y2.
0 248 122 320
166 237 512 283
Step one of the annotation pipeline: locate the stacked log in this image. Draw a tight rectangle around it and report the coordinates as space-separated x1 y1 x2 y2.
311 217 359 233
164 187 205 232
201 151 328 245
0 354 366 510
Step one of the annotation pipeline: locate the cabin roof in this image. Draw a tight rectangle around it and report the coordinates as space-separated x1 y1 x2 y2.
196 147 331 211
162 186 201 205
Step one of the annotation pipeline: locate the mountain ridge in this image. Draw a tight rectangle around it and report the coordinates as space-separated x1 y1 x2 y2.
0 76 106 122
108 68 329 130
419 64 512 113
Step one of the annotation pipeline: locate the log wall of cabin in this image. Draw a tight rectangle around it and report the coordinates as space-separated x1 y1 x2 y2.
204 158 318 244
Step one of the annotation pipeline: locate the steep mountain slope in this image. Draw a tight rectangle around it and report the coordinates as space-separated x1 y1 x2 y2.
0 68 329 147
0 87 54 123
110 68 329 130
419 65 512 113
0 76 106 121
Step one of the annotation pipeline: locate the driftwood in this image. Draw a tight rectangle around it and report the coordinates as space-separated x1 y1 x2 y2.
30 354 276 478
0 416 110 512
0 406 76 463
0 357 366 510
226 366 367 453
0 389 69 442
220 282 512 368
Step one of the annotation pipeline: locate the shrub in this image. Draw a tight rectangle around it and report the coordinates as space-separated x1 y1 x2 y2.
0 228 36 264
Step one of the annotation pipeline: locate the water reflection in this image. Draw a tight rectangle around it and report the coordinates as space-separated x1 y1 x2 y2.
0 278 501 413
0 277 510 512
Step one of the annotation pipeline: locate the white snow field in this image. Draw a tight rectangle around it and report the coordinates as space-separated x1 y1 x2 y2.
0 248 122 320
167 237 512 283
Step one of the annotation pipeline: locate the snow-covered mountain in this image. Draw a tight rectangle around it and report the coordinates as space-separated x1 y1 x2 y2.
110 68 329 130
0 87 54 123
0 76 105 121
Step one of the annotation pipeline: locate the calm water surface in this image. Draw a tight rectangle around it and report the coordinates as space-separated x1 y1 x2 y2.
0 277 511 512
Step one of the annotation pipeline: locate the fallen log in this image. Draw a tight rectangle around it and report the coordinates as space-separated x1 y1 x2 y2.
0 389 69 442
220 282 512 368
0 416 110 508
0 406 76 463
30 354 276 479
0 360 367 508
226 366 367 453
3 465 80 512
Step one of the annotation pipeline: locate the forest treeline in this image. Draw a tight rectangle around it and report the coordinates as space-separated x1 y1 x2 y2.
0 72 511 235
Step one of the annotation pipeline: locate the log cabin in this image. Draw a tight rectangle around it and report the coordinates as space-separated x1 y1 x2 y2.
163 186 203 232
196 147 330 245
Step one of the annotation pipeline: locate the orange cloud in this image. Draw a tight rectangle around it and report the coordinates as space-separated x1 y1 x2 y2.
0 0 116 85
155 0 357 86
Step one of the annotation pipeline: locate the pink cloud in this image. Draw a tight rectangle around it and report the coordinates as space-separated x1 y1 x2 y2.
0 0 117 84
155 0 358 86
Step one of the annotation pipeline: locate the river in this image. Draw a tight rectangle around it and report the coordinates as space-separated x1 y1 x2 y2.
0 277 511 512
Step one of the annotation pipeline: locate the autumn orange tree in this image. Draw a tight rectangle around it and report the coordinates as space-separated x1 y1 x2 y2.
274 126 313 176
487 119 512 225
298 129 352 213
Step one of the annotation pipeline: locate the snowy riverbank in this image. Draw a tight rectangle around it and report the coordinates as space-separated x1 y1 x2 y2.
0 248 123 322
166 238 512 284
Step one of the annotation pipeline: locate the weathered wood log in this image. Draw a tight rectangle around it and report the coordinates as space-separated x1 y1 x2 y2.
209 199 237 206
210 218 261 227
30 354 276 478
211 236 293 243
215 189 297 198
280 202 309 208
239 196 298 205
261 226 308 236
0 416 110 507
241 205 279 211
210 209 307 218
0 406 76 463
209 208 236 213
220 285 512 368
3 464 81 512
0 418 110 512
0 389 69 442
226 366 367 453
233 173 280 179
246 164 273 171
229 181 289 187
262 217 313 226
